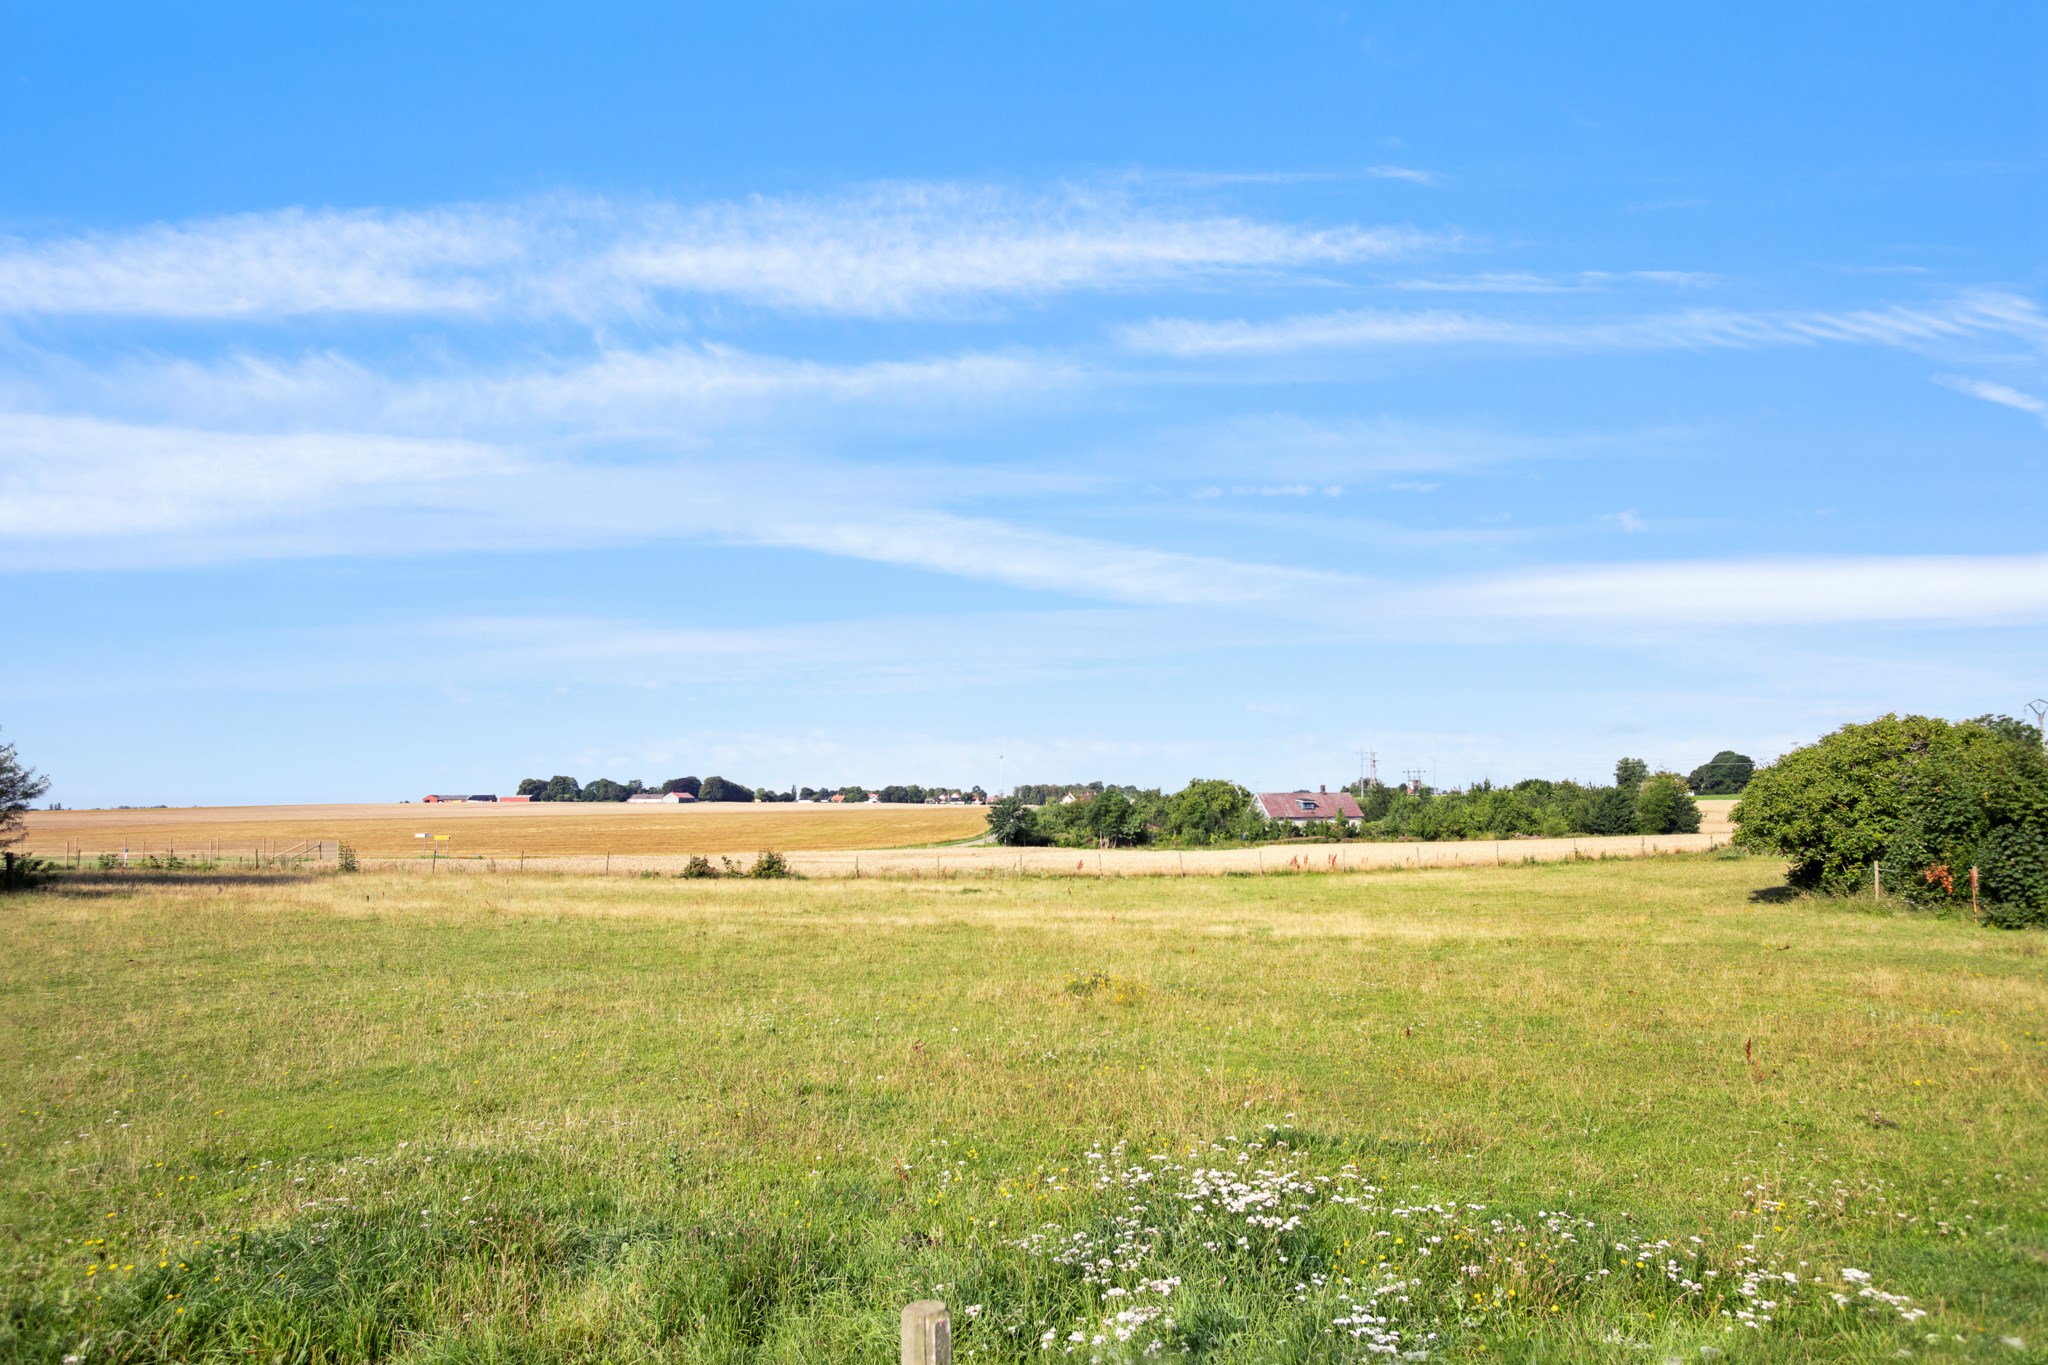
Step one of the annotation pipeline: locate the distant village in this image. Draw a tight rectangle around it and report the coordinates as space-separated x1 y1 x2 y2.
422 775 988 806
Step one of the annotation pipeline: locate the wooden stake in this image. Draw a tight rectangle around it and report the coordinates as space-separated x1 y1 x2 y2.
902 1301 951 1365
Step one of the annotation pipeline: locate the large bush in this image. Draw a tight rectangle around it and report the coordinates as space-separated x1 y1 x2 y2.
1634 773 1702 834
1735 714 2048 924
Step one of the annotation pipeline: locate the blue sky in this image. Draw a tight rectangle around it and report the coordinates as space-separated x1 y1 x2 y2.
3 2 2045 806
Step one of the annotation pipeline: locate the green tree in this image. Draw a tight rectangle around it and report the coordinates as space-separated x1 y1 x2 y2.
1084 787 1145 847
662 776 701 797
515 777 547 798
699 776 752 803
1686 751 1755 795
985 795 1043 847
1164 779 1256 844
0 728 50 849
540 775 581 802
1633 772 1702 834
1613 757 1649 791
582 778 631 802
1583 786 1638 835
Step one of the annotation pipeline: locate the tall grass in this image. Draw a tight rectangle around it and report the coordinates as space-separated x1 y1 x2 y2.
1 857 2041 1361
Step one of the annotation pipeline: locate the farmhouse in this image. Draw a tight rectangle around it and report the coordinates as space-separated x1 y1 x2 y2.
625 792 693 804
1254 788 1365 826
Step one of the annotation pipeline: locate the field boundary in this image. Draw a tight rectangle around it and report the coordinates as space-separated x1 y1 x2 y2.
330 831 1725 877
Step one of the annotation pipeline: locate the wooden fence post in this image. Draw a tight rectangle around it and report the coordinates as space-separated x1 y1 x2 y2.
902 1300 951 1365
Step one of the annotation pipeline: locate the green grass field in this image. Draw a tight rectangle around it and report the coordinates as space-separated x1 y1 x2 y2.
2 856 2043 1363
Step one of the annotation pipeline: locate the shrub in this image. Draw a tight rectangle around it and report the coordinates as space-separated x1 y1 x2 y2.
678 855 719 880
336 842 359 874
1735 715 1947 892
0 852 44 892
1976 825 2048 928
749 850 796 879
1738 713 2048 919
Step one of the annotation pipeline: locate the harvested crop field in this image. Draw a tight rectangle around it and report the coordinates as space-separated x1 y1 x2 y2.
16 801 989 859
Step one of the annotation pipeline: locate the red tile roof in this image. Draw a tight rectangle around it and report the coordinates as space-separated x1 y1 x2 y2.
1254 790 1364 820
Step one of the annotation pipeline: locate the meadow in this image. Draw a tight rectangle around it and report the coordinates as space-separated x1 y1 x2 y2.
1 855 2043 1363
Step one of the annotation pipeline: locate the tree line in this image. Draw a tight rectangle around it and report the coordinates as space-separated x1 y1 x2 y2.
984 760 1706 849
513 775 987 804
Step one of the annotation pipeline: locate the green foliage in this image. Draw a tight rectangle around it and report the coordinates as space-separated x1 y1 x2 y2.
698 776 753 803
336 842 359 874
1737 713 2048 922
985 795 1039 847
1163 779 1261 844
581 777 633 802
1634 773 1702 834
515 777 547 798
1686 750 1754 795
749 850 796 879
1976 826 2048 928
0 727 50 849
1734 715 1946 892
1582 786 1638 835
1 852 45 892
662 776 701 796
540 774 582 802
1081 788 1143 847
1328 762 1705 843
678 855 719 879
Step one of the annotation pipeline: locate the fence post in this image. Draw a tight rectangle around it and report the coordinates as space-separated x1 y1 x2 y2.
1971 865 1980 923
902 1300 951 1365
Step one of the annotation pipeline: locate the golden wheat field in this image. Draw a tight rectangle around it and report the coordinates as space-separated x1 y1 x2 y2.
17 800 991 859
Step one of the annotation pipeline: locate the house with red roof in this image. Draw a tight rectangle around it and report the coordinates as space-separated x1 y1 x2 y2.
1253 787 1364 826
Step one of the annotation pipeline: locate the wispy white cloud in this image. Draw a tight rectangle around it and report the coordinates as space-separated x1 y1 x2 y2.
1362 166 1441 185
1120 291 2048 357
0 408 1353 609
1935 373 2048 425
1140 413 1675 482
1392 269 1716 294
0 184 1448 321
0 413 507 539
1428 553 2048 626
48 343 1080 441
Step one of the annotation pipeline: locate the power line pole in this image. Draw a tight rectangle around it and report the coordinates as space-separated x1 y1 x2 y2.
2028 699 2048 753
